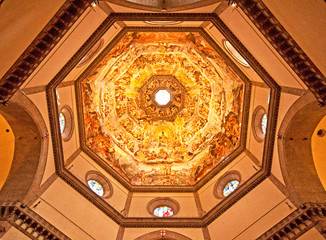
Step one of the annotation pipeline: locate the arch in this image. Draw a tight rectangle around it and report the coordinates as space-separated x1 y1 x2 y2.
0 112 14 191
0 91 48 205
278 91 326 206
134 230 192 240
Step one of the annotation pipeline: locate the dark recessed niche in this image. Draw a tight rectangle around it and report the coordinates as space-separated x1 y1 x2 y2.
317 129 326 137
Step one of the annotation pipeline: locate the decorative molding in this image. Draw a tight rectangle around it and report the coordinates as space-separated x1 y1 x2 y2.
134 229 192 240
257 202 326 240
21 80 76 95
45 14 280 227
76 39 104 67
202 227 211 240
146 197 180 217
59 105 74 142
251 105 267 142
0 201 71 240
251 81 306 96
116 226 125 240
0 0 92 104
73 26 252 192
120 192 133 217
194 192 205 217
85 170 114 199
236 0 326 105
105 0 222 12
213 170 241 199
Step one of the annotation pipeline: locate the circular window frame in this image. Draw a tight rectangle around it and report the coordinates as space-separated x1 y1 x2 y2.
76 39 104 68
252 106 267 142
59 105 74 142
214 170 241 199
85 171 113 199
147 197 180 217
222 39 250 68
144 21 183 25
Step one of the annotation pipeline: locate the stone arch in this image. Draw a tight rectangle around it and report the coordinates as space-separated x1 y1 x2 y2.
0 91 48 205
134 230 192 240
278 91 326 206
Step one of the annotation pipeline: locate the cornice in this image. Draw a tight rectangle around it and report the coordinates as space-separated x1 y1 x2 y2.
46 13 280 227
236 0 326 105
74 26 252 193
0 0 322 230
257 202 326 240
0 0 92 104
0 201 70 240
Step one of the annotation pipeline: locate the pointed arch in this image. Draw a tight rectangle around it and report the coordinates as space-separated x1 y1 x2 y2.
278 92 326 205
0 91 48 204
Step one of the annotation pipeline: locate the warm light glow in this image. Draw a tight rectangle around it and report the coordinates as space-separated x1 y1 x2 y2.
144 21 182 25
81 32 245 186
223 180 239 196
261 113 267 135
59 113 65 134
155 90 171 106
223 40 249 67
0 114 15 191
153 206 174 217
87 180 104 196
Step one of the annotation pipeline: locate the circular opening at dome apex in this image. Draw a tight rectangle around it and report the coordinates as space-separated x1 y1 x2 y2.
155 89 171 106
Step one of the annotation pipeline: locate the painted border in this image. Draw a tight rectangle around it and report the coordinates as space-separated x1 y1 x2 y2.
45 13 280 227
74 26 252 192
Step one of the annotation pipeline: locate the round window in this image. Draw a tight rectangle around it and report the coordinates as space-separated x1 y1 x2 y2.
223 40 250 67
252 106 267 142
77 39 104 67
147 197 180 217
153 206 174 217
223 180 240 197
261 113 267 135
214 171 241 199
87 180 104 196
59 113 65 133
144 21 183 25
85 171 113 199
58 106 74 141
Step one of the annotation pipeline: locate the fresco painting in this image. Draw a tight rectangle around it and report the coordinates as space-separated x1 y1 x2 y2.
81 32 244 186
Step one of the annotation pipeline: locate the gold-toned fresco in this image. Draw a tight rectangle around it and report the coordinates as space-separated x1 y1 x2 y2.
81 32 244 186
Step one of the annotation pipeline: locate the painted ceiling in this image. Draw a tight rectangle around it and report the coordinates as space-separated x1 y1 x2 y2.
81 31 245 186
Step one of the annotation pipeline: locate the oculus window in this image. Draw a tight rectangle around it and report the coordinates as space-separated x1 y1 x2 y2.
223 180 240 197
155 89 171 106
252 106 267 142
153 206 174 217
87 180 104 196
59 106 74 141
223 40 250 67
